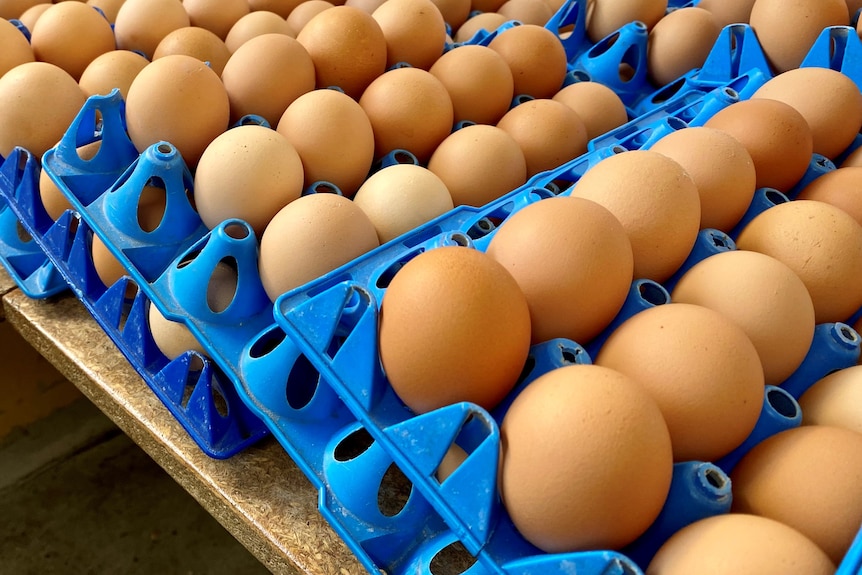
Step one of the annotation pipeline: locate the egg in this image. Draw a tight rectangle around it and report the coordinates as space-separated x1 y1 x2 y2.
287 0 335 34
731 425 862 564
695 0 756 27
429 0 471 30
500 364 672 552
183 0 251 40
86 0 125 24
735 199 862 324
647 514 835 575
18 4 51 33
488 24 568 99
0 17 34 79
569 150 701 283
378 245 531 413
224 11 295 53
496 0 554 26
486 196 633 344
552 81 628 142
30 2 116 80
78 50 150 99
453 12 508 43
246 0 302 18
649 127 756 231
796 167 862 226
470 0 507 13
799 366 862 434
426 124 526 206
125 54 230 167
372 0 447 70
647 7 721 87
152 26 231 77
671 250 816 386
586 0 667 43
596 303 765 462
277 88 375 197
258 192 380 300
0 0 42 20
113 0 191 59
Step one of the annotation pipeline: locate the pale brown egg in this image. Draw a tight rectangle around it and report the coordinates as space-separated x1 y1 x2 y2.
286 0 335 33
125 54 230 167
500 364 672 552
671 250 816 386
0 62 87 159
344 0 386 15
647 514 835 575
569 150 701 282
696 0 755 27
183 0 250 40
258 192 380 300
649 126 756 231
735 199 862 324
453 12 507 43
429 0 470 30
0 0 43 20
488 24 568 99
40 141 101 220
114 0 190 59
18 4 51 32
552 81 628 141
486 196 633 344
78 50 149 99
152 26 231 76
470 0 506 13
224 11 295 53
359 66 454 162
800 366 862 434
277 88 375 197
842 145 862 167
246 0 302 18
647 7 721 87
586 0 667 43
0 16 35 78
372 0 446 70
732 425 862 565
596 303 765 462
796 167 862 226
86 0 125 24
496 0 554 26
427 124 526 206
30 2 116 80
378 245 531 413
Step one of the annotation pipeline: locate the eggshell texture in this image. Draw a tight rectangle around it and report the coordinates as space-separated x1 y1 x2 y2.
429 45 514 126
287 0 335 33
646 514 835 575
488 24 568 99
258 193 380 300
0 0 42 20
671 250 815 386
429 0 470 30
359 67 454 162
78 50 149 99
696 0 756 27
225 11 295 53
427 124 526 206
114 0 191 59
649 127 756 231
87 0 125 24
470 0 506 14
497 99 588 177
842 145 862 168
735 199 862 324
750 0 849 73
183 0 250 40
500 364 673 552
596 303 765 462
647 8 721 87
152 26 231 76
222 34 315 128
18 4 51 32
372 0 447 70
352 164 453 243
796 167 862 226
800 366 862 434
752 67 862 160
247 0 303 18
0 17 34 78
496 0 554 26
586 0 667 43
453 12 507 43
552 81 628 141
379 246 531 413
277 88 375 198
193 125 303 237
569 150 701 282
0 62 87 159
704 98 813 192
486 196 633 344
125 55 230 168
296 6 387 99
30 2 116 80
731 425 862 564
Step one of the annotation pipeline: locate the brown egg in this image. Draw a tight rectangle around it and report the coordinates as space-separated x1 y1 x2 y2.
379 245 531 413
352 164 453 243
500 364 672 552
749 0 849 73
114 0 190 59
731 425 862 564
372 0 447 70
30 2 115 80
735 199 862 324
125 55 229 168
497 99 588 177
797 167 862 226
496 0 554 26
427 124 526 206
752 68 862 160
470 0 506 13
0 17 34 78
258 193 380 300
0 62 87 159
453 12 508 43
296 5 387 99
800 366 862 434
277 88 375 197
649 126 756 231
647 7 721 87
704 98 813 192
696 0 756 27
842 145 862 168
344 0 387 14
152 27 231 76
429 0 471 30
552 81 628 141
287 0 335 33
40 141 101 220
586 0 667 43
78 50 149 99
359 67 454 162
596 303 765 462
247 0 303 17
429 45 514 126
488 24 568 99
570 150 701 282
0 0 43 20
86 0 125 24
18 4 51 32
671 250 816 386
183 0 250 40
224 11 295 53
486 196 633 344
647 514 835 575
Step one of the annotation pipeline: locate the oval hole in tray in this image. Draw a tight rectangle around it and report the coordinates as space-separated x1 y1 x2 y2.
430 541 477 575
285 353 320 410
377 463 412 518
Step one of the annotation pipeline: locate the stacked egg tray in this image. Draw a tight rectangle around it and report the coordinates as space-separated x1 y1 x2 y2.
3 11 862 574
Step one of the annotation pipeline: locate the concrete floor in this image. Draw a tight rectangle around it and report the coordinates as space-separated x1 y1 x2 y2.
0 397 270 575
